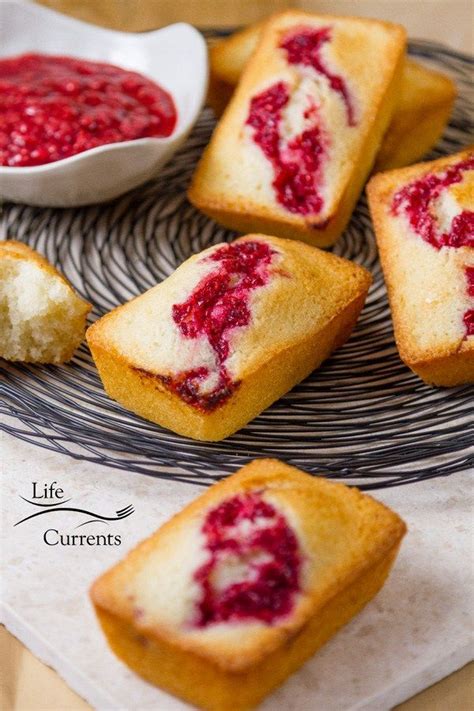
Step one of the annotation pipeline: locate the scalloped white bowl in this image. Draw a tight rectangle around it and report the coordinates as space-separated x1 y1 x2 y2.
0 1 208 207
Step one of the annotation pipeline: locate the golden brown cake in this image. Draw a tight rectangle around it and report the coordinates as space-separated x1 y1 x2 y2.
91 458 406 711
207 73 235 117
373 59 457 171
0 240 90 363
367 148 474 386
210 21 266 89
87 234 371 440
190 11 406 247
208 19 456 172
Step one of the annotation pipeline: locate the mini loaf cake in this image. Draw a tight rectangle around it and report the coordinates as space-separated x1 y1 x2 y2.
208 19 456 173
91 458 406 711
372 59 457 172
190 11 406 247
87 235 371 440
367 148 474 386
210 21 266 88
0 240 90 363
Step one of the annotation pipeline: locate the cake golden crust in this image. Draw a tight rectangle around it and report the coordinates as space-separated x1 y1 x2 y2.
91 459 406 711
87 234 371 440
206 73 235 117
373 59 456 171
210 21 266 86
191 10 406 247
208 18 455 173
0 240 71 283
367 148 474 386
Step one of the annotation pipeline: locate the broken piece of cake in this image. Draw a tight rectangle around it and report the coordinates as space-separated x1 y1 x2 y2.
0 240 91 363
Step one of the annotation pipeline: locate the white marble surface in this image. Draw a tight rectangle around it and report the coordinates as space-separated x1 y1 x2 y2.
1 428 473 711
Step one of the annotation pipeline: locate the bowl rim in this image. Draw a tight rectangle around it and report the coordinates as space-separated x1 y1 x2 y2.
0 0 208 175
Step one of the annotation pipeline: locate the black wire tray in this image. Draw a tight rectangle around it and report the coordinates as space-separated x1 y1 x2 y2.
1 38 473 489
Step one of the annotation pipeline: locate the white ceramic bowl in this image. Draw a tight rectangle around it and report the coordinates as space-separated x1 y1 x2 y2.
0 0 208 207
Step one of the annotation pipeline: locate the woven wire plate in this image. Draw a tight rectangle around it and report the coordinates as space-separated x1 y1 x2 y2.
1 39 473 489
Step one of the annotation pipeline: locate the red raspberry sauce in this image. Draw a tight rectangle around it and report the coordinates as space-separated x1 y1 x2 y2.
246 83 326 215
391 156 474 338
245 27 355 217
391 157 474 249
0 53 177 167
166 240 275 411
280 26 355 126
193 492 301 627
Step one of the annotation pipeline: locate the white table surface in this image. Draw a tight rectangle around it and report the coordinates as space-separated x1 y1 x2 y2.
2 428 473 711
